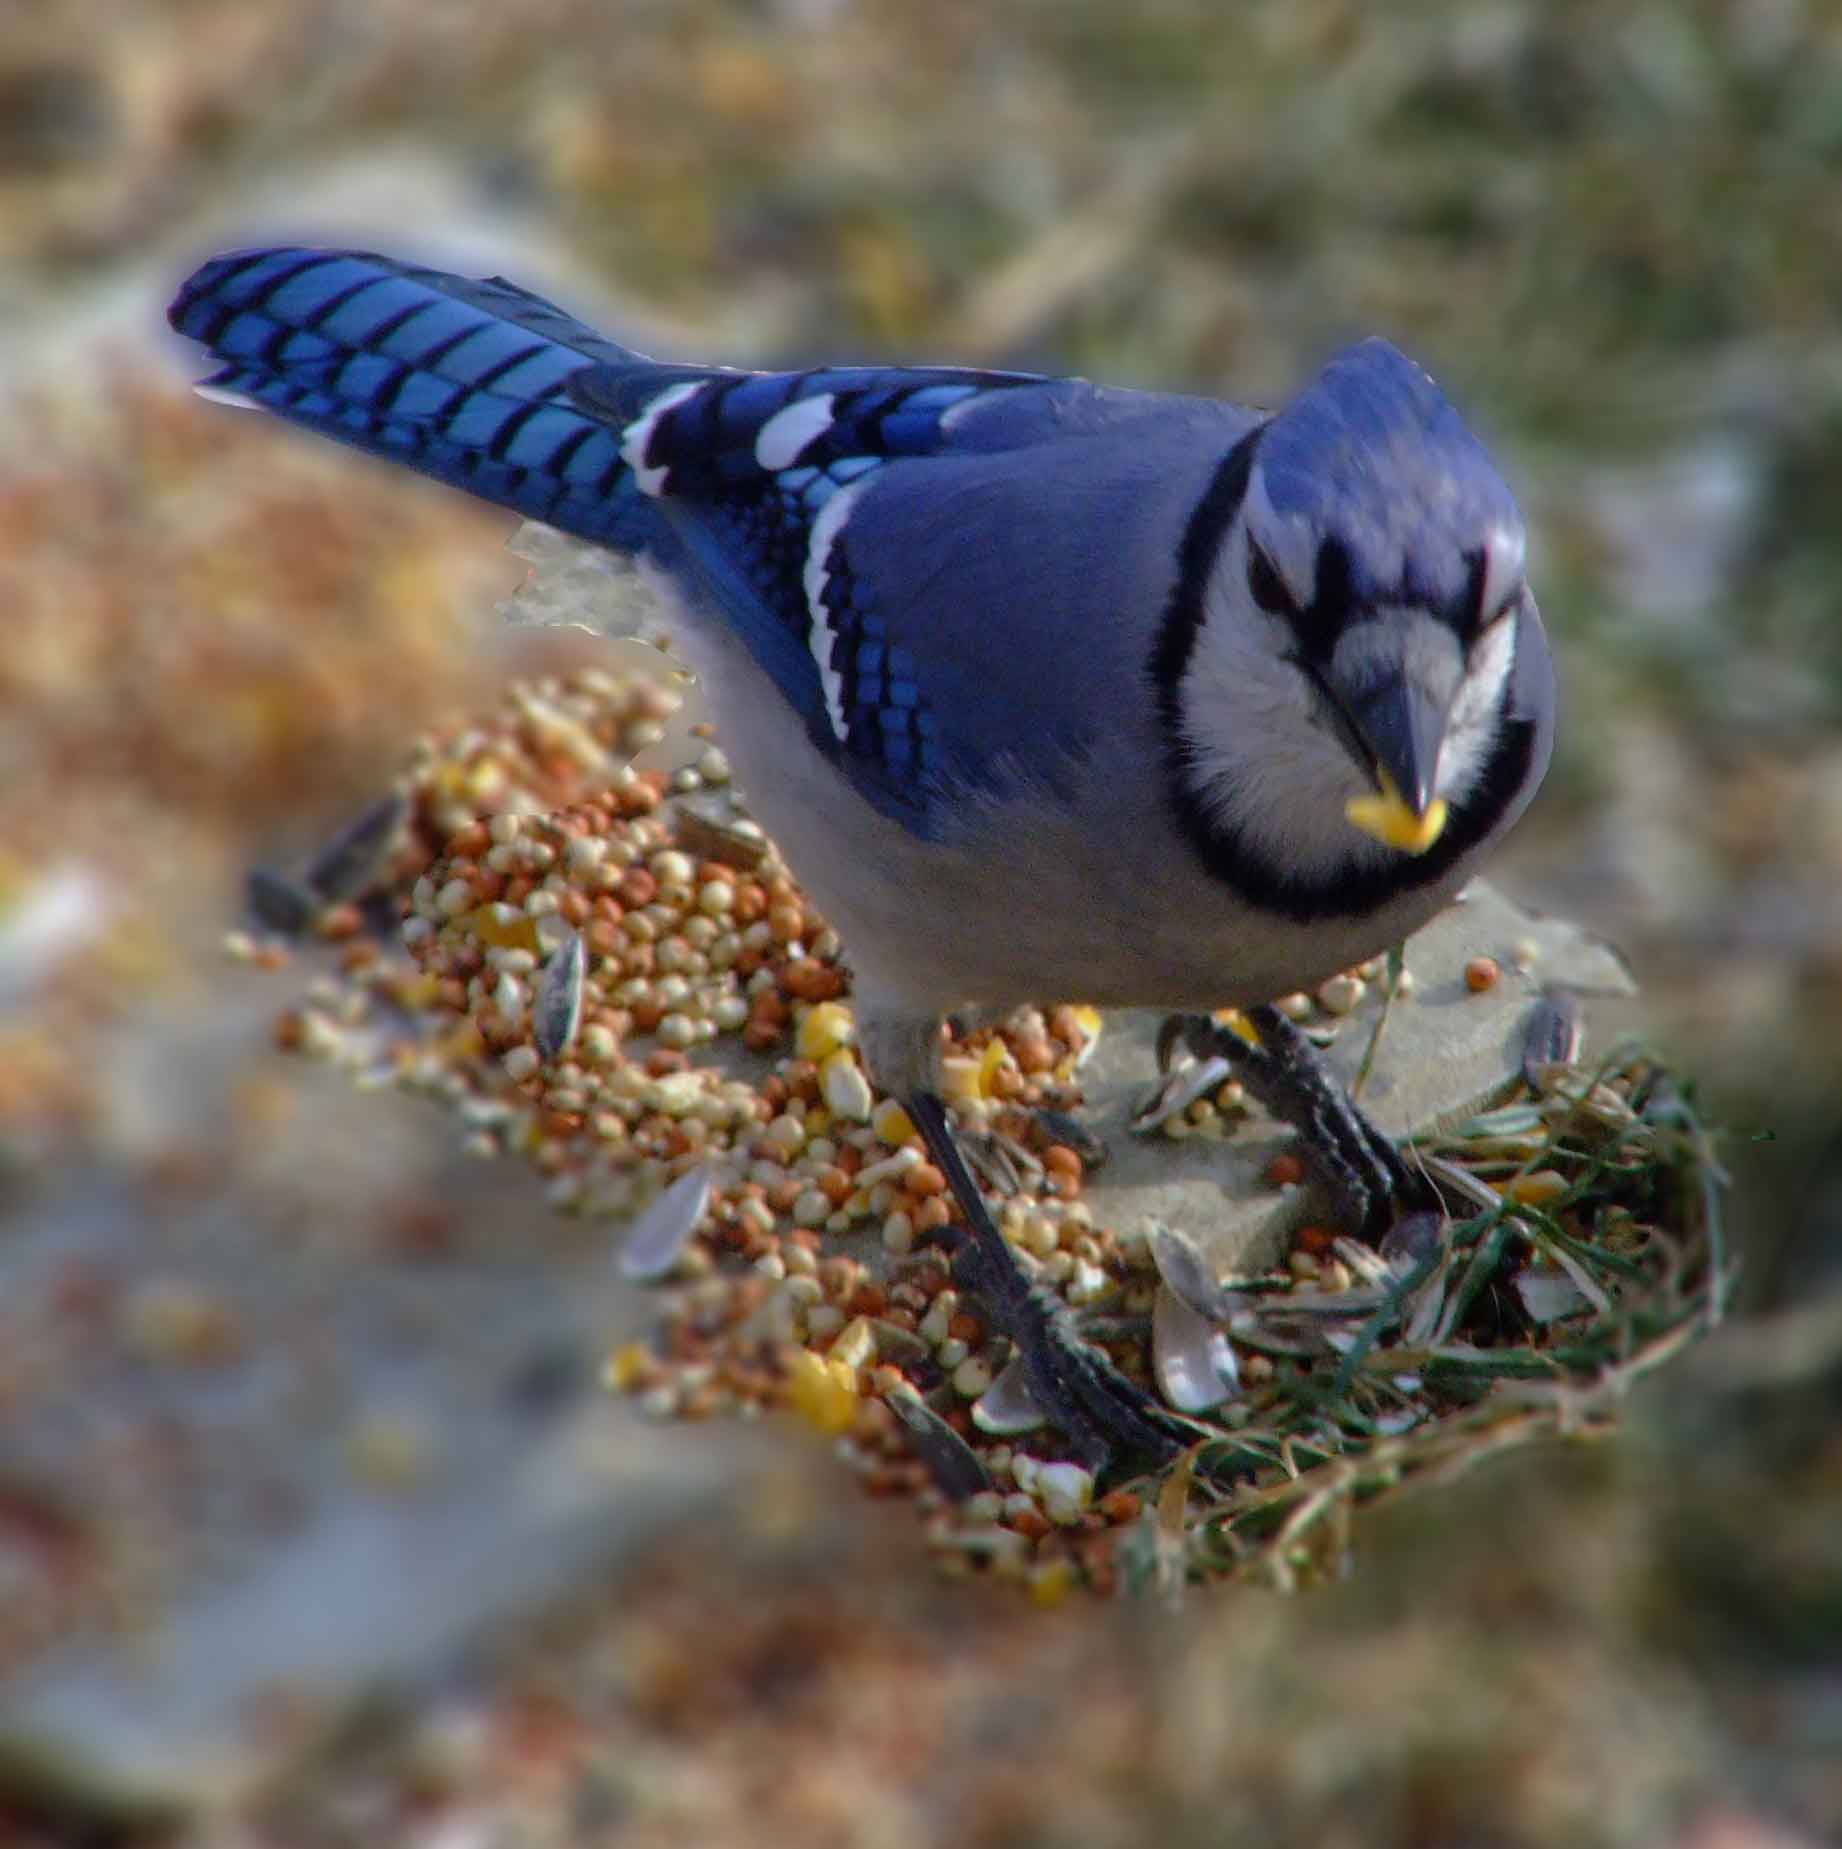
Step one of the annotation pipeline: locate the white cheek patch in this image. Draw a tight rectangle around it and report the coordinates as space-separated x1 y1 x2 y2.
1437 608 1518 801
802 476 872 745
620 380 704 496
1176 558 1371 878
755 394 837 471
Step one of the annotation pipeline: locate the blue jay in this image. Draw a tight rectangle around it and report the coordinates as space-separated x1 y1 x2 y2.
170 248 1554 1468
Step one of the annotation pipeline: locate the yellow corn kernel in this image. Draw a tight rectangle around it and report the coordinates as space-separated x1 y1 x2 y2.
1027 1558 1079 1609
872 1098 917 1145
464 903 541 952
785 1347 859 1436
604 1342 654 1393
795 1000 855 1063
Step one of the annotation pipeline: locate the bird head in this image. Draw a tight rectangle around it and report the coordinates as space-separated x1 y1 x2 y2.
1166 339 1549 919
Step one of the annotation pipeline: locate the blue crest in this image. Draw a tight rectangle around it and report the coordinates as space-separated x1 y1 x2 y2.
1255 339 1522 615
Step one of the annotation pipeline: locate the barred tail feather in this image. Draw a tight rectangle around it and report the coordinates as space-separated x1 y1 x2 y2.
167 248 671 555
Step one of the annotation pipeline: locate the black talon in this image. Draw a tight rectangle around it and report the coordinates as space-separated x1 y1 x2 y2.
906 1090 1204 1472
1155 1012 1196 1075
1167 1004 1439 1241
904 993 1437 1474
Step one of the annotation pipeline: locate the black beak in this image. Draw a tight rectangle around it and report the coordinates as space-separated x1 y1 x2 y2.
1348 676 1448 818
1337 671 1455 855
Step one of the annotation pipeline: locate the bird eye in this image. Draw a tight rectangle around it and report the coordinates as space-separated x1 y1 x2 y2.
1473 579 1523 638
1472 529 1526 632
1247 541 1295 616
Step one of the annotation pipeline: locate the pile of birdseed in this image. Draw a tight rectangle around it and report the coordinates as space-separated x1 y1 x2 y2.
234 659 1725 1602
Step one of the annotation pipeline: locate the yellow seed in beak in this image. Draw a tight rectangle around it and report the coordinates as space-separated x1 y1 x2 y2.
1345 772 1449 855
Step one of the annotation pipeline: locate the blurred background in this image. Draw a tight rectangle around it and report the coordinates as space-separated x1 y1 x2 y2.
1 2 1839 1844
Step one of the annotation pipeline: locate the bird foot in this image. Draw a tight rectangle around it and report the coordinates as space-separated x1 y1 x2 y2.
1158 1004 1439 1241
899 993 1432 1475
906 1091 1201 1474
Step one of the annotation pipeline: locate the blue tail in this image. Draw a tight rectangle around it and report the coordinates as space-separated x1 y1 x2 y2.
168 247 687 556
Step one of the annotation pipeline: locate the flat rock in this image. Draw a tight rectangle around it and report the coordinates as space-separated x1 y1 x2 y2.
0 1000 755 1812
1079 880 1634 1277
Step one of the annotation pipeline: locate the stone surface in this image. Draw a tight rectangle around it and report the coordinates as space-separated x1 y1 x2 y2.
1079 880 1636 1277
0 995 756 1809
9 1394 745 1809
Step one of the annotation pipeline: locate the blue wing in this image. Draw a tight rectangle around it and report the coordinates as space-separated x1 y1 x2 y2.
566 358 1071 819
169 247 1249 836
588 361 1259 832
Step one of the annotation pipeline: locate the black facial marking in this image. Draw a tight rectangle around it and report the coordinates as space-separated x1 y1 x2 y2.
1289 534 1354 662
1246 540 1294 617
1460 545 1490 636
1148 423 1266 705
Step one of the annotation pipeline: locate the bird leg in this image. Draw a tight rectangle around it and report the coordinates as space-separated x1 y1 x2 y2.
1158 1004 1436 1240
904 1090 1203 1473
